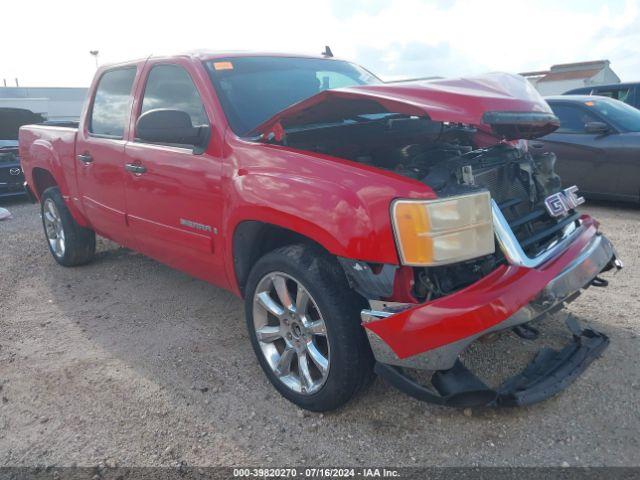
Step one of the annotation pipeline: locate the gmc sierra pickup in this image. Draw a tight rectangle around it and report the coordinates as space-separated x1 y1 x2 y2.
19 52 622 411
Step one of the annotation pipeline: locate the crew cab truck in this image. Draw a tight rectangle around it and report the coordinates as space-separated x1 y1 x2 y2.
19 52 622 411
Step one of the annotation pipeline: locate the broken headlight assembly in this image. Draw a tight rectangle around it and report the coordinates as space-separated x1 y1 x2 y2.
391 191 495 266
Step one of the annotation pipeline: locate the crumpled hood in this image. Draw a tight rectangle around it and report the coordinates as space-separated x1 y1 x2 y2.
254 72 559 141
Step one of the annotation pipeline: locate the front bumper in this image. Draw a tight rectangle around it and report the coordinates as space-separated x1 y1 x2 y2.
362 215 620 406
362 217 617 370
375 319 609 407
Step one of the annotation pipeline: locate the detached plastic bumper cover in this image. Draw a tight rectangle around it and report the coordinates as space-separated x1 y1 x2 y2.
375 318 609 408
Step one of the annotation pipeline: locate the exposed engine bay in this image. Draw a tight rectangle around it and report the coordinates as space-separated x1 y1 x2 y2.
283 114 560 198
280 114 573 301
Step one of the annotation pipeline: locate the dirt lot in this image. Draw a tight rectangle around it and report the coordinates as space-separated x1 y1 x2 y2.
0 197 638 468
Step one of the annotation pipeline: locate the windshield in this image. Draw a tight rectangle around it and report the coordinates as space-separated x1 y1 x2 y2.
587 98 640 132
205 56 380 136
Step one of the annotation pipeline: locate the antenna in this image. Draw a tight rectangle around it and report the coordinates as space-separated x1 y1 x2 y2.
15 78 19 87
89 50 100 69
322 46 333 58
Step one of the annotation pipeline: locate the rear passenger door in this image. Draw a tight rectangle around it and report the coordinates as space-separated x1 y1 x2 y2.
123 60 226 285
76 67 138 244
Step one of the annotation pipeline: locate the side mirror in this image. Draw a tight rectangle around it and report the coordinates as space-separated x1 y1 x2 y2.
136 109 207 147
584 121 610 135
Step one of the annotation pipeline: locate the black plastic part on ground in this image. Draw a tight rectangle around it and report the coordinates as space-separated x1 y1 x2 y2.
512 323 540 340
375 321 609 408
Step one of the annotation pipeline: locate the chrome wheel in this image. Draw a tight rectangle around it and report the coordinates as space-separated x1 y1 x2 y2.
43 198 65 258
252 272 330 395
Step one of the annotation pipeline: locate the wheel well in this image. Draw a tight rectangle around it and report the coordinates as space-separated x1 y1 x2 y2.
32 168 58 199
233 221 329 297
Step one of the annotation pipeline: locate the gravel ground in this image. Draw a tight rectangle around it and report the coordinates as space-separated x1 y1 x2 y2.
0 197 638 468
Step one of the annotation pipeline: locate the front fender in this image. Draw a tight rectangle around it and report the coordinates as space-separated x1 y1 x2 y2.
223 140 436 294
228 171 390 259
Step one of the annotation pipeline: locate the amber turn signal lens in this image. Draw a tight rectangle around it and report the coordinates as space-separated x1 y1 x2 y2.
391 192 495 266
393 201 434 265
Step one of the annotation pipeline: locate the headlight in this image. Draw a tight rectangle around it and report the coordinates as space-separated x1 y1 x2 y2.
391 191 495 266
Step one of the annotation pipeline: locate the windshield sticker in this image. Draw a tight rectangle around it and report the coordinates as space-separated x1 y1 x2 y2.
213 61 234 71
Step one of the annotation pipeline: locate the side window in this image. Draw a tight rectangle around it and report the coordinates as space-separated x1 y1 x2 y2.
140 64 208 130
90 68 137 138
551 104 599 133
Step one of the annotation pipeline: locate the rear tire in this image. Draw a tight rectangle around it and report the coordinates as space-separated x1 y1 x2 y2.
244 244 374 411
41 186 96 266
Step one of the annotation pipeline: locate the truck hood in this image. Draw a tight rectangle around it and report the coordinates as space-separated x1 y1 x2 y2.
254 72 559 141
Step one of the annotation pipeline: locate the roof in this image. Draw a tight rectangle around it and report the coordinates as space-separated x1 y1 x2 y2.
519 70 550 78
96 51 347 71
520 60 613 84
550 60 608 71
187 50 335 61
0 87 87 100
567 80 640 91
545 94 595 101
538 68 603 82
545 94 617 103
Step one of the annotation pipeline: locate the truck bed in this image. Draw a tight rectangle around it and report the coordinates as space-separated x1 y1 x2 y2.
19 124 79 201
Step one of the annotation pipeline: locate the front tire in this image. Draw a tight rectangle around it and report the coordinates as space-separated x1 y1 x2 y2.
41 187 96 267
244 244 374 411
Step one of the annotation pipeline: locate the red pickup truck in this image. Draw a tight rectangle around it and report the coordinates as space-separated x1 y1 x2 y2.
19 52 622 411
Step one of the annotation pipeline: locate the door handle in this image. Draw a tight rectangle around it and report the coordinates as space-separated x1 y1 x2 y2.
124 163 147 175
77 153 93 164
529 141 545 149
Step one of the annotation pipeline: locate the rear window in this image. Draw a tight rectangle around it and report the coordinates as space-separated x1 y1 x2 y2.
90 68 137 138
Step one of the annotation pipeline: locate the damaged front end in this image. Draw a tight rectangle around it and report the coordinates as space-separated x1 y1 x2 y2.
255 72 622 407
346 156 622 407
351 153 622 407
361 224 620 408
375 321 609 408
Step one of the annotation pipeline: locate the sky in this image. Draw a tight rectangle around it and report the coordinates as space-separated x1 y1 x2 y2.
1 0 639 87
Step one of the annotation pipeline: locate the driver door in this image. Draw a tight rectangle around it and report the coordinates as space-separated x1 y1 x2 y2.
123 59 225 285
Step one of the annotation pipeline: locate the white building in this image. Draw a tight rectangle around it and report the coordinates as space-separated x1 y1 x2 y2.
520 60 621 96
0 87 87 122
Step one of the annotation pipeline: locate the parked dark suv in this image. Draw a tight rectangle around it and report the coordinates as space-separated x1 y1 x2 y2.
1 108 44 199
565 82 640 110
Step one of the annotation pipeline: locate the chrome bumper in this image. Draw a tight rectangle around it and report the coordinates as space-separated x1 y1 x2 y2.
362 231 619 371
